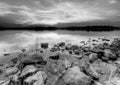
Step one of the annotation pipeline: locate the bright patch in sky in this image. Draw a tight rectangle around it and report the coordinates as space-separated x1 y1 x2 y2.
0 0 120 25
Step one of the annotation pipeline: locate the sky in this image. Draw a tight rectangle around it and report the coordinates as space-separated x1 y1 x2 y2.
0 0 120 26
0 30 120 56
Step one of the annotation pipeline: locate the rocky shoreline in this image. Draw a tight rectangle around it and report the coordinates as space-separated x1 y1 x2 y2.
0 38 120 85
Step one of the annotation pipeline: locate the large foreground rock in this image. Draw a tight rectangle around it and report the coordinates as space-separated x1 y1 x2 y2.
63 66 88 83
20 65 37 77
25 71 47 85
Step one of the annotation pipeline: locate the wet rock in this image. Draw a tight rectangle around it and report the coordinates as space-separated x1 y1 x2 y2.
55 76 66 85
0 80 10 85
25 71 47 85
58 42 65 47
5 67 18 76
65 43 72 50
103 49 117 61
49 54 60 60
10 57 18 64
104 76 120 85
54 60 67 74
17 59 47 71
63 59 72 69
41 43 49 49
20 65 37 77
89 53 98 63
92 61 117 83
63 66 88 83
18 53 28 61
0 69 3 74
31 54 44 61
46 75 59 85
109 76 120 85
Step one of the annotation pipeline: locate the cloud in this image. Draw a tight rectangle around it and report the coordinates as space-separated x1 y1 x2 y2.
0 1 119 25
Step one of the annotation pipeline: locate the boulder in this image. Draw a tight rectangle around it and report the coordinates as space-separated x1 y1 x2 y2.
104 76 120 85
41 43 49 49
5 67 18 75
49 54 60 60
93 61 117 83
63 66 88 83
0 80 10 85
20 65 37 77
25 71 47 85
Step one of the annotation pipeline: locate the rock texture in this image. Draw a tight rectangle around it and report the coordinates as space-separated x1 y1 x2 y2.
0 38 120 85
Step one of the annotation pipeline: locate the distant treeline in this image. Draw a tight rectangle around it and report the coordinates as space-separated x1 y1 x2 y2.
0 26 120 31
